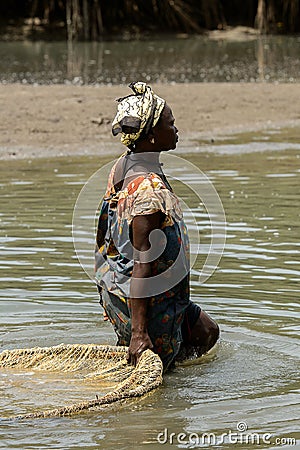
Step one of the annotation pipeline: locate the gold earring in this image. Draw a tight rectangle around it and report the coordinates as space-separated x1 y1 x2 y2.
150 137 155 144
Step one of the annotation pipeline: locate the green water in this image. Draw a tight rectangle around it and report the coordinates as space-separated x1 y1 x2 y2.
0 140 299 448
0 34 300 84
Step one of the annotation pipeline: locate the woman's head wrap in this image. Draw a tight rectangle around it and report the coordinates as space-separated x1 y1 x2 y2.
112 82 165 147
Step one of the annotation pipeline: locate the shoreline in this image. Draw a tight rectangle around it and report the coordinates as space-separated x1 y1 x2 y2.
1 82 300 160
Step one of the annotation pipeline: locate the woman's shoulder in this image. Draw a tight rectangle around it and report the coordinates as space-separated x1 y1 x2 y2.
118 172 182 224
126 172 167 196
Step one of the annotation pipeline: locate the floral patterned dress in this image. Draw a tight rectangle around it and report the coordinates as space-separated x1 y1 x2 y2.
95 152 199 370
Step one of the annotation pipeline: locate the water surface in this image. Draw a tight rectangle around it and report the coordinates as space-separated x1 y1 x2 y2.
0 140 299 449
1 35 300 84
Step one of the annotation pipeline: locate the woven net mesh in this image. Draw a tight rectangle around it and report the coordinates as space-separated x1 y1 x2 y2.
0 344 163 420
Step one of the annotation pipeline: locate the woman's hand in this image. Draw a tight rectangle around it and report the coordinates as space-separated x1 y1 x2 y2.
127 330 153 366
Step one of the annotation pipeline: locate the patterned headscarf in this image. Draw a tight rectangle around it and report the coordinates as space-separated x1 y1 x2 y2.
112 82 165 147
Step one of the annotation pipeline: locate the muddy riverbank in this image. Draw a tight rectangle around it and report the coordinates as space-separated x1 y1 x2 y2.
1 82 300 159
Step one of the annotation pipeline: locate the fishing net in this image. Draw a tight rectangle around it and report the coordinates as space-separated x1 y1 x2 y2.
0 344 163 420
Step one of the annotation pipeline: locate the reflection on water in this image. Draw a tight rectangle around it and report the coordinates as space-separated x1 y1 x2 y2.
0 141 299 448
0 35 300 84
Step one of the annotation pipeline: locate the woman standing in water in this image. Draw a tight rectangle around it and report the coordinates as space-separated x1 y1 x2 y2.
95 82 219 371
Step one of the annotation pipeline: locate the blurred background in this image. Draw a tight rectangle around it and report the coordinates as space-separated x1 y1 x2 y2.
0 0 300 84
0 0 299 41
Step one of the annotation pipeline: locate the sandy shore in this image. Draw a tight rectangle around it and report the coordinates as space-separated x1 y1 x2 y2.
1 82 300 160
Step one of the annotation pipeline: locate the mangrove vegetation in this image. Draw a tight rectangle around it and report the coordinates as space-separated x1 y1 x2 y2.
0 0 299 41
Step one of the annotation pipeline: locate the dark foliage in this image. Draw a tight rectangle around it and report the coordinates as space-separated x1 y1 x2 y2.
0 0 299 40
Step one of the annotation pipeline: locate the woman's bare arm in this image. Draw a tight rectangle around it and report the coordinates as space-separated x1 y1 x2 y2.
127 211 164 365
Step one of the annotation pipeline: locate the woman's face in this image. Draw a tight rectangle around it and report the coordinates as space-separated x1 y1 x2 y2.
153 104 178 151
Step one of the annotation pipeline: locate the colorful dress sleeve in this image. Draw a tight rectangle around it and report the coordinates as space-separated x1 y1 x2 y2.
117 173 183 226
